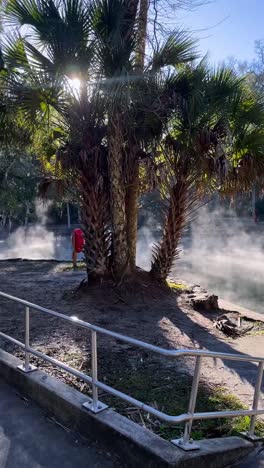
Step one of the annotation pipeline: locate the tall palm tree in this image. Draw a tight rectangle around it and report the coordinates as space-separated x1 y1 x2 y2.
150 65 264 280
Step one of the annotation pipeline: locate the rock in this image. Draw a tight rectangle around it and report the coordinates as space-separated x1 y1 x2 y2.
191 286 219 311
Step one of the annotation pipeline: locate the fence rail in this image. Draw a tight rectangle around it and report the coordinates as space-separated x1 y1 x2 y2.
0 290 263 451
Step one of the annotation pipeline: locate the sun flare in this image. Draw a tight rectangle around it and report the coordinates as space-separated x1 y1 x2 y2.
67 78 81 96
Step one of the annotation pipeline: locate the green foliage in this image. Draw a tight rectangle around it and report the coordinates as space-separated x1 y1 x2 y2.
101 358 264 441
62 262 86 272
0 150 39 221
150 31 198 71
166 280 187 290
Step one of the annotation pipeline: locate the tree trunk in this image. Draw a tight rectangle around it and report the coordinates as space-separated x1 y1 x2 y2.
80 174 111 279
66 202 71 228
252 185 256 222
151 181 190 281
25 203 30 226
135 0 149 71
125 0 149 270
77 206 81 224
127 0 140 35
108 114 129 279
126 159 139 269
77 75 112 279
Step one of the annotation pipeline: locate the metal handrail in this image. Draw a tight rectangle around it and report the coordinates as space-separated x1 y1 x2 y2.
0 290 263 451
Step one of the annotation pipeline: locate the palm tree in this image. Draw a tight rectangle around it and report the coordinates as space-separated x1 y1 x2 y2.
3 0 197 280
150 65 264 280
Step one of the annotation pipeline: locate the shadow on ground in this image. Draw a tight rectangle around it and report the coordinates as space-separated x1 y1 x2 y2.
0 260 263 440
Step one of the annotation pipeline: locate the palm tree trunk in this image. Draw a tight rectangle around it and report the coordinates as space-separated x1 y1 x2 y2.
108 114 129 279
127 0 140 33
66 202 71 228
135 0 149 71
80 174 111 278
125 0 149 270
151 181 189 281
126 159 139 269
25 203 30 226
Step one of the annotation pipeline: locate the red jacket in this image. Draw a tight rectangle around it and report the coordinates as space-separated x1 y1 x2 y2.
72 228 85 253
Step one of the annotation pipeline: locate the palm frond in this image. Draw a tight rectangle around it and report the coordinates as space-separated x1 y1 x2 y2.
2 32 31 71
206 67 242 111
5 0 94 78
23 39 58 75
150 31 198 72
5 0 46 29
92 0 137 77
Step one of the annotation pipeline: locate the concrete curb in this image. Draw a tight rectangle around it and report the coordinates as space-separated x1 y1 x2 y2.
0 349 254 467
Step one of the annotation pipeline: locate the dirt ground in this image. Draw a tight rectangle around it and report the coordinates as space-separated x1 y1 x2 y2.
0 260 263 437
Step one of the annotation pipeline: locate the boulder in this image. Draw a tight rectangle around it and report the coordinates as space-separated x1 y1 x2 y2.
189 286 219 311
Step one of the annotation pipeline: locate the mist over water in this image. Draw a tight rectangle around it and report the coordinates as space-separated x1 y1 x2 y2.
176 206 264 314
135 206 264 314
0 200 263 313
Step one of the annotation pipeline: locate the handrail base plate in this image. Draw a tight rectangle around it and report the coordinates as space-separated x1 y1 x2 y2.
17 364 37 373
83 398 108 414
171 438 200 451
241 431 264 442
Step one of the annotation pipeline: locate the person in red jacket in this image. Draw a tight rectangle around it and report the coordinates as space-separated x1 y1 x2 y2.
71 228 85 269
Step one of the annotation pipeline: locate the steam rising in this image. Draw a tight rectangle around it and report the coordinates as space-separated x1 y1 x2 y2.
177 206 264 313
136 206 264 313
136 217 159 270
0 199 263 313
0 200 69 260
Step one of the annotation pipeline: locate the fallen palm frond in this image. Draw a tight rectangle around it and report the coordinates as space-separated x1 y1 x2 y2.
213 314 254 339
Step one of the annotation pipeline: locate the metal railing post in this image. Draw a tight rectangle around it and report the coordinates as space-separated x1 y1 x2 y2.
82 330 108 414
17 306 37 373
246 361 264 440
25 306 30 371
171 356 202 451
91 330 99 409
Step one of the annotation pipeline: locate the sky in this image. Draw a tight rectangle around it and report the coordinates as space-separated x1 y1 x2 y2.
2 0 262 66
175 0 264 65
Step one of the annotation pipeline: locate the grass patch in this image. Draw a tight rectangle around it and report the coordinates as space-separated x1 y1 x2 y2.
99 354 264 441
250 329 264 336
61 262 86 272
247 320 264 336
166 280 187 291
24 347 264 442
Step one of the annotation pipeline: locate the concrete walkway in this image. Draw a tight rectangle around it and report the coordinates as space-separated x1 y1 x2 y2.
0 380 118 468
